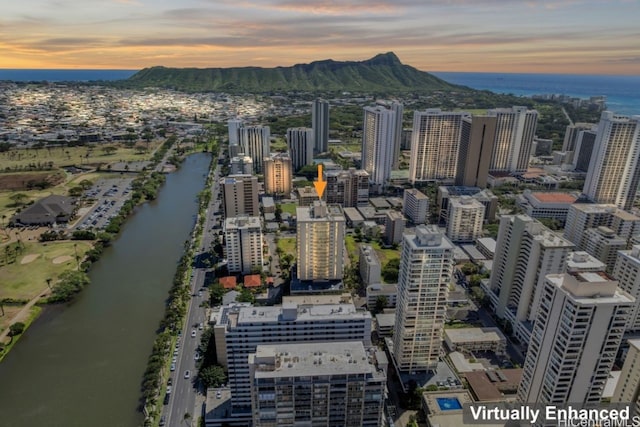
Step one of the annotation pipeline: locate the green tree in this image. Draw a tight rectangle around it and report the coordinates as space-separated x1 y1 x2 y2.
68 186 84 197
460 262 478 275
8 322 25 339
103 145 117 155
382 258 400 283
199 365 226 388
374 295 388 314
9 193 28 206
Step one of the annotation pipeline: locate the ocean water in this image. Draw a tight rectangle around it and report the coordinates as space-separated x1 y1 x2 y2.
432 72 640 116
0 69 137 82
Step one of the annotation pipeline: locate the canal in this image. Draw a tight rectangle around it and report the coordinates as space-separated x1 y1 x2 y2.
0 153 212 427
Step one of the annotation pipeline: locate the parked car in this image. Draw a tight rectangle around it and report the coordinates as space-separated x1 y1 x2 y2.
184 370 191 379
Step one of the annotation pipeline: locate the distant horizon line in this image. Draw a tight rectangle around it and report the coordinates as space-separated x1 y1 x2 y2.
0 68 638 78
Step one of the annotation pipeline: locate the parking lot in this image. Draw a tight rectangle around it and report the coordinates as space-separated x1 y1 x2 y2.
75 177 135 231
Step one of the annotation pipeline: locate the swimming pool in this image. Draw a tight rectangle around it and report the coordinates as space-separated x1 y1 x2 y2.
436 397 463 411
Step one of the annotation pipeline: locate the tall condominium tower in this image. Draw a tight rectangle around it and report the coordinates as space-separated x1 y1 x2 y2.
224 216 263 275
572 128 598 172
564 204 640 250
213 300 372 412
612 339 640 414
286 127 314 171
583 112 640 210
324 168 369 207
312 99 329 154
563 122 594 152
296 201 345 281
403 188 429 225
409 109 467 184
486 215 574 343
249 342 386 427
221 174 259 218
614 246 640 332
263 152 292 196
393 225 454 372
227 119 243 157
446 196 485 243
488 106 538 173
455 115 497 188
239 125 270 173
230 153 253 175
517 272 633 406
373 101 404 170
362 104 402 193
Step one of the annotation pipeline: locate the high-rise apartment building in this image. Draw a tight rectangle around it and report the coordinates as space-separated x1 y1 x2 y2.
384 210 405 245
517 272 633 406
249 341 386 427
455 115 497 188
583 112 640 210
230 153 253 175
362 104 402 192
213 300 372 411
612 339 640 414
393 225 454 372
359 245 381 286
409 109 467 183
582 226 627 272
614 246 640 332
403 188 429 225
312 99 329 154
296 201 345 281
324 168 369 207
224 216 263 275
563 122 595 152
446 196 485 243
488 106 538 173
286 127 314 171
221 174 259 218
239 125 270 173
263 152 292 196
572 128 598 172
564 204 640 250
228 119 243 157
486 215 574 343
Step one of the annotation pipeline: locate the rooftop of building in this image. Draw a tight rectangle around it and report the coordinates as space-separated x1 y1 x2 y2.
570 203 619 214
476 237 496 252
370 197 391 209
464 369 523 402
386 210 405 220
528 191 578 204
375 312 396 329
296 201 345 222
250 341 379 378
367 283 397 294
566 251 606 272
449 196 485 208
444 327 506 343
282 293 353 306
360 245 381 265
219 300 370 328
243 275 261 288
405 225 454 251
404 188 428 199
219 276 237 289
550 272 633 303
224 215 261 229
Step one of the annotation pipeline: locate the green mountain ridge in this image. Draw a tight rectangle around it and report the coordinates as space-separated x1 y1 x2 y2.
126 52 463 93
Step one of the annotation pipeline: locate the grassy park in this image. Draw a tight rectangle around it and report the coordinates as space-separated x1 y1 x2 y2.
0 240 93 301
276 237 297 259
279 203 298 215
0 140 162 171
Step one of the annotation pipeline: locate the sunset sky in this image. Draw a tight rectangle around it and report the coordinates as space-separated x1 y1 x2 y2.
1 0 639 74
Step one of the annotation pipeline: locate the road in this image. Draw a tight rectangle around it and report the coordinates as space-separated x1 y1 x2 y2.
163 153 223 427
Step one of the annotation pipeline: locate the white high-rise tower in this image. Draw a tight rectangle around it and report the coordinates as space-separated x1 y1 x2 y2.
583 112 640 210
409 109 467 183
393 225 454 372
